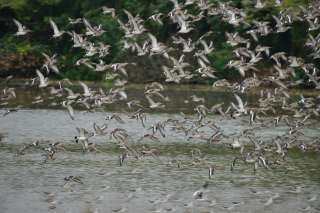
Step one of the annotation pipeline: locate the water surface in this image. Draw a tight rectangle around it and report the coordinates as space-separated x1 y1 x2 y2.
0 84 319 213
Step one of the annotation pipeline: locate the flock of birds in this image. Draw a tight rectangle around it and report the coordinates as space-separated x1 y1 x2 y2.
1 0 320 212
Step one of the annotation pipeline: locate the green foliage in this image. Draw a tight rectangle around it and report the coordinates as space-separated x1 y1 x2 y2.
209 44 238 79
0 0 27 10
62 67 103 81
282 0 309 7
0 0 316 81
0 34 45 54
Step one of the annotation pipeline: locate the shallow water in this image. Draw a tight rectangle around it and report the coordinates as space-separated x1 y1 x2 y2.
0 108 319 213
0 109 319 145
0 143 319 213
0 84 320 213
1 83 240 113
1 82 315 113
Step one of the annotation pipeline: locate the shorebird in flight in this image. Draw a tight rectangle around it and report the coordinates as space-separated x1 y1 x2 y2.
49 18 65 38
13 19 31 36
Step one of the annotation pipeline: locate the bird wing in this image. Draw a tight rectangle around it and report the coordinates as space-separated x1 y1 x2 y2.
197 58 207 69
148 33 158 49
274 140 282 153
272 79 288 89
177 15 187 30
169 0 180 9
79 81 90 96
67 104 75 120
93 123 100 133
123 9 134 20
36 70 46 85
83 18 94 31
272 15 282 26
146 95 156 107
41 52 51 62
200 40 209 51
13 19 24 32
234 94 244 111
64 88 75 96
49 19 60 35
123 9 140 31
50 65 60 74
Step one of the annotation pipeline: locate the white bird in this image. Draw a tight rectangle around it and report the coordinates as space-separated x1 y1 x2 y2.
36 70 49 88
146 95 165 109
71 31 87 48
231 94 247 114
185 0 196 5
62 101 75 120
274 140 283 155
148 33 165 54
200 40 214 54
75 127 94 151
255 0 266 9
162 66 180 83
308 195 317 202
231 137 243 149
64 88 80 100
148 13 164 25
83 18 105 37
93 123 108 136
68 17 82 25
123 9 146 35
177 16 193 34
42 53 60 74
169 0 181 10
49 18 65 38
264 197 273 206
101 6 116 18
79 81 92 97
13 19 31 36
227 11 242 26
264 193 279 206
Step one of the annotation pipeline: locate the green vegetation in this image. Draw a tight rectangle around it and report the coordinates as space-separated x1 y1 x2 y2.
0 0 317 82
